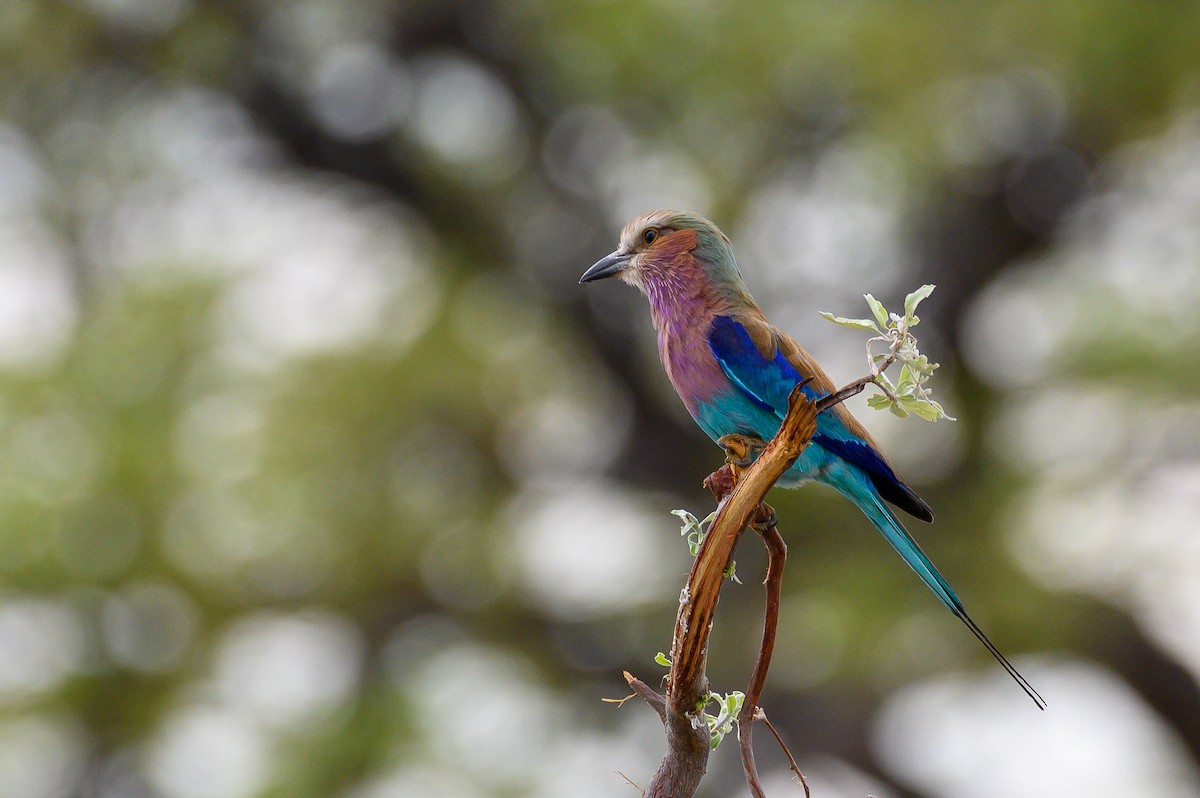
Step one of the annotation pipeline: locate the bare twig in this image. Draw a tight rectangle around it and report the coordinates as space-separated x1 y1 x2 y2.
814 378 869 413
762 712 811 798
625 671 667 723
616 770 645 793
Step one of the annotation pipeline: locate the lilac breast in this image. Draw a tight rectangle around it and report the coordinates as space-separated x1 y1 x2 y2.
644 272 732 420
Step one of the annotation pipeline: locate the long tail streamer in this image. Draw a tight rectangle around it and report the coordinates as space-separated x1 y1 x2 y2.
844 475 1047 709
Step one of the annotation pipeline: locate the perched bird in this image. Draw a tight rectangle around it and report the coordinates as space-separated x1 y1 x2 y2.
581 209 1044 709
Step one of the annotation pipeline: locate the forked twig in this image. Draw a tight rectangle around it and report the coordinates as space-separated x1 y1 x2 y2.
623 381 867 796
625 386 818 797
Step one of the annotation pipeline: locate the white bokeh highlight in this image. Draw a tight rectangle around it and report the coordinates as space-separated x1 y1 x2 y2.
875 660 1200 798
509 480 686 619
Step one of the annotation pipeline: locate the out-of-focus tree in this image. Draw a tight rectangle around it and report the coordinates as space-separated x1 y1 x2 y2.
1 2 1199 796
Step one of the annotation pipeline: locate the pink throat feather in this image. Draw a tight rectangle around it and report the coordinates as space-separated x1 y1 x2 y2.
640 261 732 412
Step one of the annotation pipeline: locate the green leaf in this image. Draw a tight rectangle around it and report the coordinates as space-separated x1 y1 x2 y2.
907 401 944 421
889 402 909 418
671 509 698 529
867 394 893 410
904 284 935 318
655 652 671 667
724 561 742 584
864 294 890 329
674 509 708 556
928 399 956 421
704 691 744 749
819 311 880 333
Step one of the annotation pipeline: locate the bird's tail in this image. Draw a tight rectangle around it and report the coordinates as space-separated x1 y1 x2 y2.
835 474 1047 710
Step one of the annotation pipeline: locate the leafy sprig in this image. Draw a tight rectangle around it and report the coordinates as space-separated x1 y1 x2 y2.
652 650 745 751
671 509 740 583
820 284 954 421
701 690 745 750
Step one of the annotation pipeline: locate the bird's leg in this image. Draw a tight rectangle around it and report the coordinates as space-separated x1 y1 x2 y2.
717 433 769 481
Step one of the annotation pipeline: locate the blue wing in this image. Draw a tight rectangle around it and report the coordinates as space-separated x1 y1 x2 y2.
706 315 818 414
707 315 933 522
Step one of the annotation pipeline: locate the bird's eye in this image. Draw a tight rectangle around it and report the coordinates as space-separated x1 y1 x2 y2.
643 228 659 245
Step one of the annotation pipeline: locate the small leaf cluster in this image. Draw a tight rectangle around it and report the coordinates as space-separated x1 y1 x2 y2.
671 509 740 583
655 650 745 751
820 284 954 421
703 690 745 750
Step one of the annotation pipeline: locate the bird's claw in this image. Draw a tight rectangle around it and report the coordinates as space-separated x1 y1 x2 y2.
718 434 768 469
751 502 778 532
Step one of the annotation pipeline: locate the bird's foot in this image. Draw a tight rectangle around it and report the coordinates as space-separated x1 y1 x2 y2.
718 434 768 469
751 502 778 533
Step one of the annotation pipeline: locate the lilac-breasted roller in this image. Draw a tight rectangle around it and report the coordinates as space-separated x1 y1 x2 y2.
581 209 1043 708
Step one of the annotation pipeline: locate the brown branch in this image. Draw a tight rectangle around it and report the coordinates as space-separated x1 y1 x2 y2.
814 379 868 413
740 519 791 798
737 512 813 797
627 385 820 798
625 671 667 723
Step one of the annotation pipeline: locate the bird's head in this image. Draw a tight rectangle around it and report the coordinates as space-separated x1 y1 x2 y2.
579 210 745 295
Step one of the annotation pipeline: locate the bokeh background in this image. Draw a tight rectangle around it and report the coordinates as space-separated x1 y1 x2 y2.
2 1 1200 796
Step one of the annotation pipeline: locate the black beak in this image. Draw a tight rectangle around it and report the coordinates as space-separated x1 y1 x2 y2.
579 251 631 284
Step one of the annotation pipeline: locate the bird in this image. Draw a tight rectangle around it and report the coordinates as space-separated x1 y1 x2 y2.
581 209 1044 709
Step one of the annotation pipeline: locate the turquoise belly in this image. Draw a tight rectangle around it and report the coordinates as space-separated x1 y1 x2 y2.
693 391 833 487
